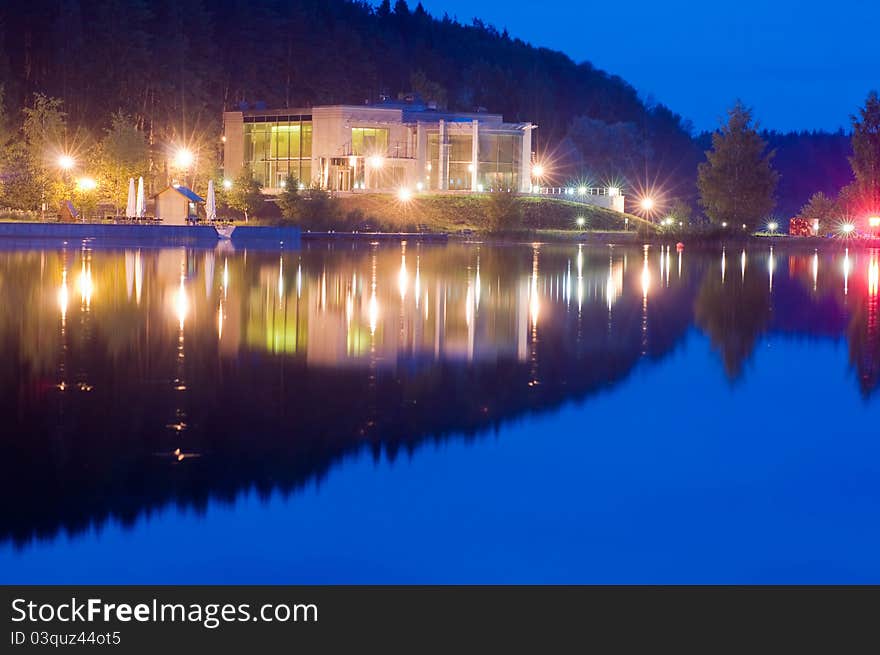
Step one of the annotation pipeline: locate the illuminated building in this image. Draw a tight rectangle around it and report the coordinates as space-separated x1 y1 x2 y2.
222 96 535 193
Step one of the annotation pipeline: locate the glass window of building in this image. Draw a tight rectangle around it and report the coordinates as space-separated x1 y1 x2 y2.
244 117 312 187
478 133 521 191
351 127 389 156
448 134 473 190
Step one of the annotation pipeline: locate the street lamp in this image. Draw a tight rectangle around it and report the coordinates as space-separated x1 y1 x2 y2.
174 147 195 170
58 155 75 171
640 197 654 212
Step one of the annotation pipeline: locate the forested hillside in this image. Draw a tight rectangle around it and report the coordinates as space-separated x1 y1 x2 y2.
0 0 858 216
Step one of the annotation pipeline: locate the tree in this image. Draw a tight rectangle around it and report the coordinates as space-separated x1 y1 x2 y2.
275 175 301 218
847 90 880 214
94 111 148 211
227 170 263 221
294 184 337 229
666 199 695 226
410 70 447 108
694 261 771 380
484 189 521 232
697 102 779 229
798 191 839 230
564 117 647 182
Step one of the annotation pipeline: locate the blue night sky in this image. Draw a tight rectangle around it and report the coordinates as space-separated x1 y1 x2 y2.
415 0 880 133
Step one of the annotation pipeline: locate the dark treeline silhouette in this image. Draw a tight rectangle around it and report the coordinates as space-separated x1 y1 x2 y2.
0 2 862 217
0 0 700 196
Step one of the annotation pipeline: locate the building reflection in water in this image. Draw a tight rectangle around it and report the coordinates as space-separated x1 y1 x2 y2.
6 242 880 545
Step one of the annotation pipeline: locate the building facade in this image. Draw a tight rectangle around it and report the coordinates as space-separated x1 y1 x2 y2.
222 99 535 194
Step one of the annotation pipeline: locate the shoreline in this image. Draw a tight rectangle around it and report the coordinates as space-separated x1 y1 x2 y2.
0 221 875 251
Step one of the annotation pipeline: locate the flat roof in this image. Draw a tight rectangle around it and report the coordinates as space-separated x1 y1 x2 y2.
223 103 527 127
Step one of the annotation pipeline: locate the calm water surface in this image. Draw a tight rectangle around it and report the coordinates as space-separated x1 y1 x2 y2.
1 240 879 583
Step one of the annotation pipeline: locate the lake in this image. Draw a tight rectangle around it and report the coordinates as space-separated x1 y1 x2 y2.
1 239 879 583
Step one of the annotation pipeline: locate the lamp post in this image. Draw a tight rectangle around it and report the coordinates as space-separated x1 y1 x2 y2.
173 147 196 189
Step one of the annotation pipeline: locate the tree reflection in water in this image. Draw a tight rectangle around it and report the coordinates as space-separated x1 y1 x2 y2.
0 241 877 546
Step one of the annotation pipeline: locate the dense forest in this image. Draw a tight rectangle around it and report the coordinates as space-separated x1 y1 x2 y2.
0 0 859 217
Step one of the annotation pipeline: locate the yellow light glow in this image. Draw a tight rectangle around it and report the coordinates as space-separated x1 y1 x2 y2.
173 147 194 169
222 179 232 190
398 254 408 300
76 177 97 192
174 274 188 329
368 155 384 169
870 216 880 228
397 187 412 202
77 262 93 305
531 164 545 178
640 197 654 211
58 270 69 318
369 290 379 336
58 155 75 171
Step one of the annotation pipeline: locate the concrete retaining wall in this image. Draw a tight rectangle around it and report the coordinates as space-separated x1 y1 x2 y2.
0 223 221 244
0 223 302 248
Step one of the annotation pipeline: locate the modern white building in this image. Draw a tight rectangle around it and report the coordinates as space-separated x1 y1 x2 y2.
222 98 536 194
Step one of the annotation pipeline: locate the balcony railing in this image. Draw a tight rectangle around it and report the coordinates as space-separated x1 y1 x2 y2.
338 141 416 159
531 186 622 198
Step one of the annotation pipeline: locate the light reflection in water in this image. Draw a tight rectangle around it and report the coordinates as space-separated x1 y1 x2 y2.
844 248 851 296
31 242 880 381
530 247 540 331
812 250 819 292
77 256 93 307
398 243 408 302
58 269 69 319
174 273 188 331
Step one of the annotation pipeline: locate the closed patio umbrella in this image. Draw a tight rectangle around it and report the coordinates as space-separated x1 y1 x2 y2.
125 178 136 218
135 177 146 218
206 179 217 222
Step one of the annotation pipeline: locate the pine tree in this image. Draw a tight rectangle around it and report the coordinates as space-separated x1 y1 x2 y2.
848 91 880 213
698 101 778 229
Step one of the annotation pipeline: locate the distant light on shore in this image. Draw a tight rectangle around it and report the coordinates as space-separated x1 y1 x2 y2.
76 177 97 191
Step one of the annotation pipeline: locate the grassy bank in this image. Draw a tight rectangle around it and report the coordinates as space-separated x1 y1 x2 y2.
329 193 649 234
